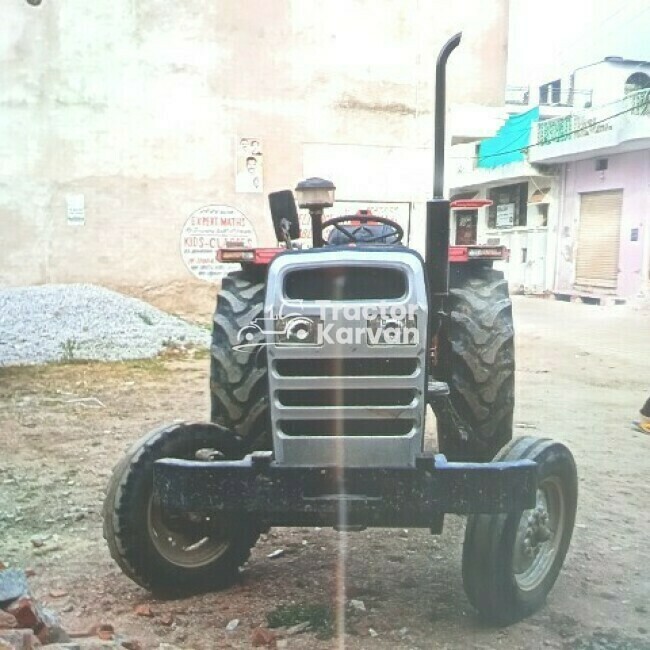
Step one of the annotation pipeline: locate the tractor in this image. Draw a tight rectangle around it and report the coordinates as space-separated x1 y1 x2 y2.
104 34 577 626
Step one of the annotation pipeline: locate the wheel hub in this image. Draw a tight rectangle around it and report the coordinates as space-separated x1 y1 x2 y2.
513 477 565 591
523 505 552 556
147 497 230 568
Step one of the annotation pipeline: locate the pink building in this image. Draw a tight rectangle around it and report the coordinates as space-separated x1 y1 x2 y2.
530 88 650 299
553 151 650 297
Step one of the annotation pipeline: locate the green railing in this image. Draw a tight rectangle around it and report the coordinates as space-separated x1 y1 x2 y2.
537 88 650 146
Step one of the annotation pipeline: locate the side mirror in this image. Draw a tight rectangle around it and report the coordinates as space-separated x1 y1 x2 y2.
268 190 300 242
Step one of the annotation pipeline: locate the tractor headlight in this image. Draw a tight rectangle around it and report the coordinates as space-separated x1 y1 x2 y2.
276 316 320 345
366 315 418 346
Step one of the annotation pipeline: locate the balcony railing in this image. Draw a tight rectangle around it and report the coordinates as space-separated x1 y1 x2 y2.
505 85 593 108
537 88 650 146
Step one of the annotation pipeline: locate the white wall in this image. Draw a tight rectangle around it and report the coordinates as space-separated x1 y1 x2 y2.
574 60 650 107
0 0 510 288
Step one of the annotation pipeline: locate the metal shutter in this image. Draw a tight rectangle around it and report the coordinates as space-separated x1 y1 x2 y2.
575 190 623 289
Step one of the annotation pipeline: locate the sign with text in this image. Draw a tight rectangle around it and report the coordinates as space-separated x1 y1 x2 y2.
496 203 515 228
181 205 257 282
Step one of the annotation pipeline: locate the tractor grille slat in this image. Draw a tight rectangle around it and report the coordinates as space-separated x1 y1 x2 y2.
277 388 416 407
275 357 418 377
279 419 414 437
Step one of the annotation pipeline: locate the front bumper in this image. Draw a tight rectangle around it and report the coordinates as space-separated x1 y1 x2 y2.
153 452 537 529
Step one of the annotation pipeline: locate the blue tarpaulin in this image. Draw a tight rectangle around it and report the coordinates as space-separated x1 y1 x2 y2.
478 107 539 169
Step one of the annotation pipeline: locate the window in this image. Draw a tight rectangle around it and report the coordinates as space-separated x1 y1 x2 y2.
595 158 608 171
539 80 562 105
550 79 561 104
624 72 650 95
539 84 549 105
487 183 528 229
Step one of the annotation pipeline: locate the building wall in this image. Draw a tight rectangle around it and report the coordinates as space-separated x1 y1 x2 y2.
555 150 650 296
472 179 559 294
0 0 509 288
573 61 650 107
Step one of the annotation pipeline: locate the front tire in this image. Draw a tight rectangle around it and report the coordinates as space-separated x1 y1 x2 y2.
436 266 515 461
462 436 578 625
103 422 259 595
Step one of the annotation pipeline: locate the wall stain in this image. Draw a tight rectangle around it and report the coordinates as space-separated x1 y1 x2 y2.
336 94 418 116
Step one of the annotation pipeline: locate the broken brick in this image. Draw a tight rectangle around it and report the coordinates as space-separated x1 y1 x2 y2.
251 627 277 647
96 623 114 641
121 640 143 650
0 611 17 630
6 598 40 630
0 628 41 649
134 604 154 618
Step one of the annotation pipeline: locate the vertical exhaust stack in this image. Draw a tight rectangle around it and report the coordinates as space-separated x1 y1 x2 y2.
426 32 461 311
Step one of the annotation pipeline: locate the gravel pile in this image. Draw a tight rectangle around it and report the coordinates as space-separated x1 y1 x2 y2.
0 284 211 367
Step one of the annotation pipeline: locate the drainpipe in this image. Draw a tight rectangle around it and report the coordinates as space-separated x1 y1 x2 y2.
552 164 568 293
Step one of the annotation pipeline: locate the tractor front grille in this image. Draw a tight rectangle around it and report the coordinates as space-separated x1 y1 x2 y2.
265 249 429 467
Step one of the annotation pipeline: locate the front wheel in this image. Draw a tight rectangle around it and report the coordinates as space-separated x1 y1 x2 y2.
103 422 259 596
462 436 578 625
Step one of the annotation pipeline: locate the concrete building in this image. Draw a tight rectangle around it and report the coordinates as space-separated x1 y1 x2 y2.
531 89 650 299
506 56 650 111
450 72 650 299
0 0 510 288
448 106 559 294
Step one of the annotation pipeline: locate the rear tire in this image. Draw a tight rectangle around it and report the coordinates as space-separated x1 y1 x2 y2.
436 266 515 461
210 270 270 450
103 422 259 596
462 436 578 625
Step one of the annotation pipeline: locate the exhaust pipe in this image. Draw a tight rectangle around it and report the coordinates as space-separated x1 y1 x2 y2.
426 32 461 302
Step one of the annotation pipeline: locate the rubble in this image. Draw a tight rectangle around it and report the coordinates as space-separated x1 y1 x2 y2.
0 566 142 650
0 571 29 605
133 606 153 619
0 612 17 629
250 627 277 647
225 619 240 632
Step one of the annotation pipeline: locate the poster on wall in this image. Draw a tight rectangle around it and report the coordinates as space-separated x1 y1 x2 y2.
66 194 85 226
496 203 515 228
235 137 263 193
297 201 411 246
180 204 257 282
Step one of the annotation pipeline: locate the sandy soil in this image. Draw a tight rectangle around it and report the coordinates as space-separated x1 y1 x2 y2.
1 296 650 650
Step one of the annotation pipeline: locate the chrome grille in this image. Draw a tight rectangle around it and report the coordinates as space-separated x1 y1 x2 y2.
265 249 428 467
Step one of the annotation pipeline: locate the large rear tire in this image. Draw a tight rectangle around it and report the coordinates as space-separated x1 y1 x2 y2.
462 436 578 625
436 266 515 462
210 270 270 450
103 422 259 595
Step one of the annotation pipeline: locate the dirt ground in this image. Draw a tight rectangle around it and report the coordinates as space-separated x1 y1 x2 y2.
1 295 650 650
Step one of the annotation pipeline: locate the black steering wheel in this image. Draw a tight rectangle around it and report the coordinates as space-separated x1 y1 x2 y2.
321 215 404 244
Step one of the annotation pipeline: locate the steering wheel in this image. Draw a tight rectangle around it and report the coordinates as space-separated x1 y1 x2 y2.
321 215 404 244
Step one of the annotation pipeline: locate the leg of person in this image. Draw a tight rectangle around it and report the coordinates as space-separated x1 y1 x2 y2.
636 396 650 434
